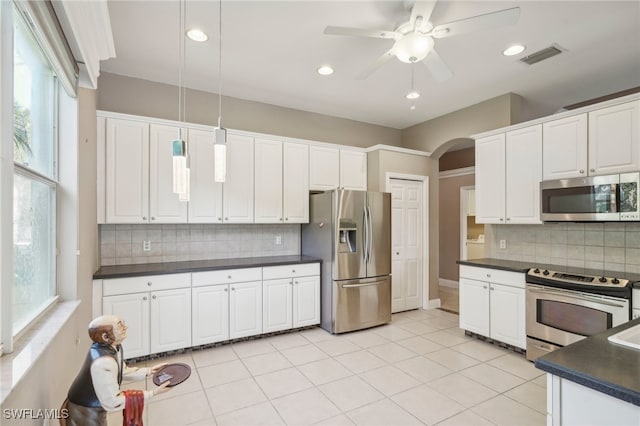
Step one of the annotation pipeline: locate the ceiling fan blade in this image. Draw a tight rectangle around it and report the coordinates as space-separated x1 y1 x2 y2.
324 26 397 39
432 7 520 39
410 1 437 29
423 48 453 82
356 49 396 80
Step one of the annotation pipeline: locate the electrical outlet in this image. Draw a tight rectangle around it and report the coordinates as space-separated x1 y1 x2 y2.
275 235 282 245
499 239 506 249
143 241 151 251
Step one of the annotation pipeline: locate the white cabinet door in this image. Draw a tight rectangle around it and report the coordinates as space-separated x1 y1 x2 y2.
103 293 150 358
149 124 188 223
309 145 339 191
188 128 223 223
283 142 309 223
489 283 526 349
229 280 262 338
254 138 283 223
192 285 229 346
150 288 192 354
224 134 254 223
293 275 320 328
459 278 490 336
475 134 505 224
505 125 542 224
588 101 640 175
263 278 293 333
542 114 588 180
340 150 367 190
105 118 149 223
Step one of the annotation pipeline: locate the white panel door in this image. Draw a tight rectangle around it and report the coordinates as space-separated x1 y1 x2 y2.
283 142 309 223
505 125 542 224
229 280 262 338
188 128 223 223
588 101 640 175
340 150 367 190
489 283 526 349
150 288 192 354
262 278 292 333
309 145 339 190
293 275 320 327
390 179 423 313
105 118 149 223
254 138 283 223
475 134 506 224
192 285 229 346
103 293 150 358
459 278 490 336
149 124 188 223
542 114 588 180
224 134 254 223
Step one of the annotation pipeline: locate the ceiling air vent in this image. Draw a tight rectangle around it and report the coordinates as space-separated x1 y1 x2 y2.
520 45 564 65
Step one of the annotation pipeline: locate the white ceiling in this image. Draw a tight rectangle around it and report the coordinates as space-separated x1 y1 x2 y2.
101 1 640 130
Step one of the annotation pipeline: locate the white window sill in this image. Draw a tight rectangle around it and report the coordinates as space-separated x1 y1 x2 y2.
0 300 80 405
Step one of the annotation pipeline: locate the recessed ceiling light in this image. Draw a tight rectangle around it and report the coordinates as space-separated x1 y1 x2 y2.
186 29 208 42
406 91 420 100
317 65 334 76
503 44 525 56
410 105 416 110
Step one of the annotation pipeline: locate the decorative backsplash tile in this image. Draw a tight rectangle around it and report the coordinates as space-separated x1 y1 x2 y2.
486 222 640 274
100 224 300 266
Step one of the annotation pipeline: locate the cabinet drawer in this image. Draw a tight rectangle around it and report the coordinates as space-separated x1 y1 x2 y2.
192 268 262 287
103 273 191 296
459 265 525 289
263 263 320 280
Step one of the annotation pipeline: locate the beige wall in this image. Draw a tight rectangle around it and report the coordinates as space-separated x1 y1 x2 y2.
439 147 475 171
439 173 475 282
98 73 402 148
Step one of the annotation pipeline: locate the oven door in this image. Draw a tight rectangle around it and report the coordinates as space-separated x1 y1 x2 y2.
540 174 620 221
526 284 629 348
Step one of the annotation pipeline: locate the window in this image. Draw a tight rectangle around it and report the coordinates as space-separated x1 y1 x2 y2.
11 10 58 335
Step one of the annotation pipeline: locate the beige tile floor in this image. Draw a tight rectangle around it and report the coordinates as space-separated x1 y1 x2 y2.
109 309 545 426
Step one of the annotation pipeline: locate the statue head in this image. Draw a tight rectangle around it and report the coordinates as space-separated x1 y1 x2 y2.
88 315 128 346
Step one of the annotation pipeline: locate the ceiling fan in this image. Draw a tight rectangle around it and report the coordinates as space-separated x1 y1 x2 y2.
324 0 520 81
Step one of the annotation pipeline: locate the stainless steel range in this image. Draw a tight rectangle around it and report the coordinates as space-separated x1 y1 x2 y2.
525 267 631 361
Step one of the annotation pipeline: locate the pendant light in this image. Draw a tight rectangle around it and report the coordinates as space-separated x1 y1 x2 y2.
214 0 227 183
172 0 190 201
405 63 420 111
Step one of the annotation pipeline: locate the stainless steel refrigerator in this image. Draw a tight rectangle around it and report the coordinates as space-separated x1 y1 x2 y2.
302 190 391 333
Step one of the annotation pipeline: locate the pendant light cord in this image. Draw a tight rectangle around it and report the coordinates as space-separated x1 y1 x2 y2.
217 0 223 128
177 0 186 138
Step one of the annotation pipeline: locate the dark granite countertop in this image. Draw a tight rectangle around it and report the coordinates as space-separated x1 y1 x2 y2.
535 317 640 406
94 255 322 279
457 258 640 284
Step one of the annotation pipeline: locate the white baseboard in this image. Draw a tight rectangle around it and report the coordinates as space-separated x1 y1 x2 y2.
426 298 441 310
439 278 459 289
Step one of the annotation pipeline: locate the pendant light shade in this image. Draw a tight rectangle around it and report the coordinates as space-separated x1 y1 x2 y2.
172 139 188 195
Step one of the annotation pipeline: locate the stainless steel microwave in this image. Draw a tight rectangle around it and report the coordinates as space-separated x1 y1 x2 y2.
540 172 639 221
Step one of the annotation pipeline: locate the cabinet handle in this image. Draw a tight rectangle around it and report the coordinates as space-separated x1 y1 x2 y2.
218 217 222 221
486 274 491 278
579 169 585 174
151 217 156 220
499 218 504 221
590 168 595 173
285 218 289 221
231 287 235 291
295 281 299 285
292 269 296 273
147 282 152 286
152 295 157 299
280 218 283 221
224 288 228 292
290 281 293 286
143 296 148 300
506 218 511 221
490 286 494 291
225 217 228 221
483 286 487 289
142 216 147 220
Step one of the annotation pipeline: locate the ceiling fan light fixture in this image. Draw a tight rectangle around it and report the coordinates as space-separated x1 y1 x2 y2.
317 65 334 76
503 44 525 56
405 91 420 100
186 28 208 42
394 33 434 63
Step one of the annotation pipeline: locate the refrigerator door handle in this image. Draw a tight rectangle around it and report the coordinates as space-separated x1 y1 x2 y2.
363 208 369 264
366 205 373 265
341 279 387 288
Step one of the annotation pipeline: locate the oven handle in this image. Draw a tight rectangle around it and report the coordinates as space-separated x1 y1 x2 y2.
528 287 626 308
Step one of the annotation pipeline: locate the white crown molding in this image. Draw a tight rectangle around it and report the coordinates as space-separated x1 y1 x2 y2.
59 0 115 89
365 144 432 157
439 166 475 179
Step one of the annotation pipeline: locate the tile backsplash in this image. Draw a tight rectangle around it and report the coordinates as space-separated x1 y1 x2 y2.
100 224 300 266
486 222 640 274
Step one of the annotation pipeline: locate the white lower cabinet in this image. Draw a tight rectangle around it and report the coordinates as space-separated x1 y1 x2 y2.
192 285 229 346
149 288 192 354
263 278 293 333
459 265 526 349
102 293 150 358
230 280 263 339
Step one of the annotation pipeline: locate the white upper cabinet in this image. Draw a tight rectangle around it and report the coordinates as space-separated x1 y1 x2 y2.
283 142 309 223
309 145 340 191
254 138 284 223
224 133 254 223
505 125 542 224
105 118 150 223
149 124 188 223
475 133 506 224
339 149 368 190
542 114 588 180
188 128 223 223
588 100 640 175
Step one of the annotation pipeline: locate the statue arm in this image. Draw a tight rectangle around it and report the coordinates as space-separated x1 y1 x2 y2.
91 356 153 412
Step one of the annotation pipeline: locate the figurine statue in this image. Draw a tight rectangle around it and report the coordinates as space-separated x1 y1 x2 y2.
61 315 170 426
